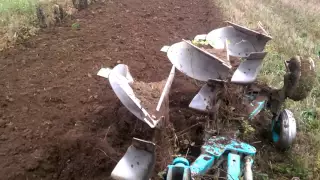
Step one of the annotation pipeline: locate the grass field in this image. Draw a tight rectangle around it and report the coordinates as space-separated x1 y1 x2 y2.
0 0 76 50
0 0 39 49
213 0 320 179
0 0 36 17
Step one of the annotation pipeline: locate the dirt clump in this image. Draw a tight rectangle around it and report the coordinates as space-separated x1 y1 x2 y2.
190 41 241 68
201 45 228 61
218 83 247 120
131 80 166 118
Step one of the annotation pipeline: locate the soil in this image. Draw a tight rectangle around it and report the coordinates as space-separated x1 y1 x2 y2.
131 80 166 119
0 0 224 179
201 46 242 68
190 40 242 69
202 46 228 61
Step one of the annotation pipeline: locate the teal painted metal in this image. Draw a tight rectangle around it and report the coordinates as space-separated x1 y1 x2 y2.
249 100 266 120
272 118 280 143
227 153 241 180
190 154 215 175
166 157 191 180
166 137 256 179
244 94 266 120
173 157 190 166
202 137 256 157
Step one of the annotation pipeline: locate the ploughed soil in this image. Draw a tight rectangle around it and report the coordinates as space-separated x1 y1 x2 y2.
131 80 166 119
0 0 227 179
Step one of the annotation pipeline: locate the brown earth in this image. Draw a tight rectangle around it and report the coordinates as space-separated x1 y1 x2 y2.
131 80 166 119
0 0 224 179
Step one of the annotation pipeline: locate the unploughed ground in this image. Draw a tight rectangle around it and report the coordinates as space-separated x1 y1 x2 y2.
0 0 228 179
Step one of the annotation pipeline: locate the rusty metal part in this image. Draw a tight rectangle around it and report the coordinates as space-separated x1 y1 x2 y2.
284 56 316 101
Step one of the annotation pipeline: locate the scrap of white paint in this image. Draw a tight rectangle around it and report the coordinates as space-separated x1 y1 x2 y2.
97 68 112 78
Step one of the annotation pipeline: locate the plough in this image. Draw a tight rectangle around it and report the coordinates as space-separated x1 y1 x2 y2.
97 21 316 180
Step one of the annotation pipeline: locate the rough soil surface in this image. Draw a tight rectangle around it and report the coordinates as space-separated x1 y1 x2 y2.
131 80 165 118
0 0 224 179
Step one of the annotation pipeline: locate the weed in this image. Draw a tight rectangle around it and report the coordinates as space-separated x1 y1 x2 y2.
0 0 78 50
71 22 80 30
254 173 269 180
241 120 255 139
271 162 309 179
0 0 39 49
301 109 318 131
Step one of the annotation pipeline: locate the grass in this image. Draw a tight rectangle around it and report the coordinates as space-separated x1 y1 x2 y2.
0 0 77 50
0 0 39 49
213 0 320 179
0 0 36 15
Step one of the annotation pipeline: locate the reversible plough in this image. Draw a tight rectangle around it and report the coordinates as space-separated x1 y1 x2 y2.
97 21 316 180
